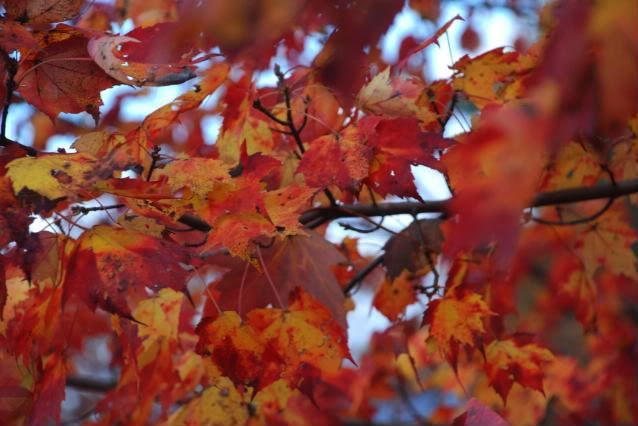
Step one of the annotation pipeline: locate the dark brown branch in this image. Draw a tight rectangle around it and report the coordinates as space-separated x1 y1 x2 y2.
176 178 638 236
66 376 117 393
0 50 37 156
272 64 338 206
178 213 212 232
146 145 161 181
300 178 638 225
72 204 125 215
253 99 289 126
1 49 17 146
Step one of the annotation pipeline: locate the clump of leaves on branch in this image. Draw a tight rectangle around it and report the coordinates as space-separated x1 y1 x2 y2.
1 0 637 425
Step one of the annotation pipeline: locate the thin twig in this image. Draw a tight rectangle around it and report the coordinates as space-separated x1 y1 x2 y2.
71 204 125 215
343 255 384 295
532 197 615 226
146 145 161 181
272 64 338 206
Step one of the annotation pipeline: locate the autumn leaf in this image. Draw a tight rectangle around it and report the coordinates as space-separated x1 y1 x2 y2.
196 311 266 386
16 25 118 121
164 376 249 425
361 116 450 199
577 203 638 280
87 32 196 86
133 288 184 342
423 291 494 369
0 351 32 423
0 21 40 52
452 47 537 108
251 379 301 424
1 2 638 425
63 225 190 319
373 270 417 321
246 288 352 381
397 14 463 68
156 157 231 198
263 185 315 236
4 0 83 24
216 73 279 163
442 103 547 262
539 140 602 190
126 62 229 170
211 231 347 327
383 219 444 279
297 126 371 193
6 153 100 205
357 67 452 129
549 256 597 328
484 337 554 402
28 354 66 426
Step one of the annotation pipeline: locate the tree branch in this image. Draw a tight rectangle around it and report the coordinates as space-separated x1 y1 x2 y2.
66 376 118 393
176 178 638 234
300 178 638 225
1 49 17 146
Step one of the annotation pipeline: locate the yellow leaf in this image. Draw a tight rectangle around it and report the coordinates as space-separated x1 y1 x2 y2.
156 158 231 198
264 185 314 236
246 288 351 379
424 291 493 367
7 153 97 200
133 289 184 343
373 270 417 321
452 47 537 108
357 66 440 126
540 141 602 190
579 205 638 280
165 376 250 426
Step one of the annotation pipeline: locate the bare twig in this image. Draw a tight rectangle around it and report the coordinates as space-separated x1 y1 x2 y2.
343 255 384 295
532 197 615 226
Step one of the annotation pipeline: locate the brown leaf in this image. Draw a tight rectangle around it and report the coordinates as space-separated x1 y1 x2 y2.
212 231 348 327
383 219 443 279
4 0 83 24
